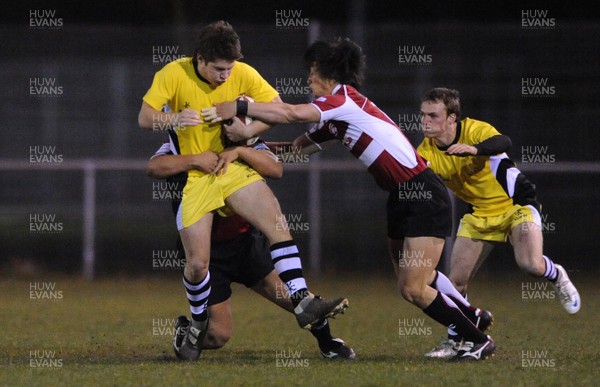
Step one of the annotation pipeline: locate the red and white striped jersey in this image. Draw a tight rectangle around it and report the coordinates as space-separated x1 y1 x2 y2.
307 84 427 191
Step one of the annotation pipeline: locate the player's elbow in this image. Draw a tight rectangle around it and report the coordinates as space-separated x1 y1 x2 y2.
265 164 284 179
257 168 283 180
146 159 163 179
138 113 153 130
138 103 157 130
146 166 160 179
272 103 301 124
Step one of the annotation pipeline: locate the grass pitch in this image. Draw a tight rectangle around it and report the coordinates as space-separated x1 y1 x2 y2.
1 270 598 386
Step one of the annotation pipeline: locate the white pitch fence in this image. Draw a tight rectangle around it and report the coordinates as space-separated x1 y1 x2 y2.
2 159 600 280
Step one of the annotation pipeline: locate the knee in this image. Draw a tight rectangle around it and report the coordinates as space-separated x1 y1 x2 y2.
399 283 425 305
450 278 468 295
449 273 468 294
184 260 209 282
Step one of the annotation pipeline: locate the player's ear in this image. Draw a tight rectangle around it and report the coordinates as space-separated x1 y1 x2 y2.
447 113 456 124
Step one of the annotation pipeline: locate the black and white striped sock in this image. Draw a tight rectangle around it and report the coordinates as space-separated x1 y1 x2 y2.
270 240 308 307
423 291 487 344
542 255 558 282
183 273 210 323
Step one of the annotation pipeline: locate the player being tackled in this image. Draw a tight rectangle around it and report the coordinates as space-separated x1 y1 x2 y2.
148 125 353 361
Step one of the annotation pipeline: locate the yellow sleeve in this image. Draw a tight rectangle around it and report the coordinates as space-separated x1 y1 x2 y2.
416 141 432 164
464 119 503 145
142 63 179 111
238 63 279 103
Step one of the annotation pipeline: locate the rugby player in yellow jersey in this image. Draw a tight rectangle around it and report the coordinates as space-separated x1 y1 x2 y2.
138 21 348 361
417 87 581 358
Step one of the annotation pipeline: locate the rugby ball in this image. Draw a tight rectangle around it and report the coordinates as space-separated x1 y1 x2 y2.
223 95 258 146
223 94 254 126
236 94 254 125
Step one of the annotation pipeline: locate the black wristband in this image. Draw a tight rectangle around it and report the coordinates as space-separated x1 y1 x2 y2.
236 100 248 116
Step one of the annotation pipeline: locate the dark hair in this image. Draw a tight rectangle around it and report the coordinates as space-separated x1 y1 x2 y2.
304 37 366 89
194 20 243 63
421 88 461 118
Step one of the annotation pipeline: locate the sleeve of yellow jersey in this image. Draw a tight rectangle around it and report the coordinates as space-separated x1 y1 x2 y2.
237 62 279 103
468 120 503 145
416 142 432 165
142 63 178 111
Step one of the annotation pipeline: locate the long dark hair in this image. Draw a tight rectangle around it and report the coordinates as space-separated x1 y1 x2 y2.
304 37 366 89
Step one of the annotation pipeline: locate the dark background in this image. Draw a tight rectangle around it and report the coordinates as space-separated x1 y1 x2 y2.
1 1 599 278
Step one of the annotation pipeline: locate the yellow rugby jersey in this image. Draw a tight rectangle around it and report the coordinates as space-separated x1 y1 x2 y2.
143 57 278 174
417 118 536 216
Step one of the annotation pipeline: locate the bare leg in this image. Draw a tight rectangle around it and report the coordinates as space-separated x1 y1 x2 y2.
390 236 488 343
225 180 292 245
392 236 444 308
225 180 348 327
251 270 294 313
225 181 308 299
251 270 350 356
449 237 494 295
179 213 214 323
510 222 545 276
203 301 233 349
179 213 214 282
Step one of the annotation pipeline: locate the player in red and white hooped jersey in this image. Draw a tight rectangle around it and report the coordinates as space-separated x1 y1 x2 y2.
306 84 428 191
203 37 495 361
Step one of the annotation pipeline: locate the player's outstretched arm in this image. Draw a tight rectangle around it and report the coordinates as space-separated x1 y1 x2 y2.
242 95 284 136
202 101 321 126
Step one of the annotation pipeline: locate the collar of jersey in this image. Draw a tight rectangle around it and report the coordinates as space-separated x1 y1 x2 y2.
192 58 212 85
435 121 462 151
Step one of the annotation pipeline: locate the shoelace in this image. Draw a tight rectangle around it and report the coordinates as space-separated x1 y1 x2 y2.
555 281 572 303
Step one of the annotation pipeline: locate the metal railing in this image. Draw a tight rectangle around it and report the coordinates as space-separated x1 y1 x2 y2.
2 159 600 280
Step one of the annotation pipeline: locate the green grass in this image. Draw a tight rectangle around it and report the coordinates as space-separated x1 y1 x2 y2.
1 271 598 386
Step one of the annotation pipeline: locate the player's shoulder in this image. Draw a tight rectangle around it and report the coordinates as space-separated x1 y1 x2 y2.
232 61 261 76
312 85 347 110
230 61 272 91
462 117 499 132
461 117 501 139
158 57 193 75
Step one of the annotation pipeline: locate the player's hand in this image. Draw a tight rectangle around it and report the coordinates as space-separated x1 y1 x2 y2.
223 116 253 143
201 101 237 123
191 151 219 173
175 108 203 127
201 107 220 123
445 143 478 156
212 147 240 176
